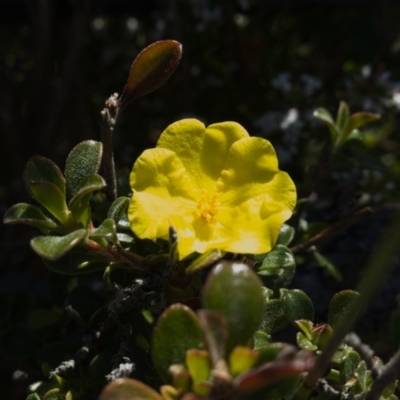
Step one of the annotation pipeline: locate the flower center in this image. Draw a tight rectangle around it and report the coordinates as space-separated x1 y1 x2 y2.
197 190 219 223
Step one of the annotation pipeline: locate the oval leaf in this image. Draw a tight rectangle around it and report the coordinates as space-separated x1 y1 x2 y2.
186 249 226 274
29 181 72 227
342 112 381 141
282 290 314 325
65 140 103 200
328 290 360 328
31 229 86 261
203 261 265 353
68 174 106 226
108 196 130 223
25 156 66 194
276 224 295 246
3 203 61 231
119 40 182 111
90 218 118 243
152 303 205 382
99 378 163 400
336 101 350 130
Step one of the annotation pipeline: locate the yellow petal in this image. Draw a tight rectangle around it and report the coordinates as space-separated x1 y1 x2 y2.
217 137 296 211
129 148 197 239
157 119 249 192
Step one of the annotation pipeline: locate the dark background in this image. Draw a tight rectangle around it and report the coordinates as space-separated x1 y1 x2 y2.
1 1 400 399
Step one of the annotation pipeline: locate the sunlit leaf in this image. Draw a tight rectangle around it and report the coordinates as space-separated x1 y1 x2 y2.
31 229 86 261
342 112 381 142
203 261 265 353
65 140 103 200
3 203 61 231
185 249 226 274
99 378 163 400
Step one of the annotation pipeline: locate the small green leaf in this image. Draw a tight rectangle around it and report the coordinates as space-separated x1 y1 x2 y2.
277 224 295 246
339 350 361 384
282 289 314 325
31 229 86 261
296 332 317 351
65 140 103 200
229 347 258 377
185 249 226 273
90 218 118 243
108 196 130 223
186 349 211 384
253 331 271 349
25 156 66 194
313 251 343 282
3 203 61 231
256 245 296 289
29 182 72 227
328 290 360 328
118 40 182 112
203 261 265 353
342 112 381 142
310 323 332 349
99 378 163 400
294 319 314 340
27 394 41 400
336 101 350 131
152 303 205 382
313 107 339 141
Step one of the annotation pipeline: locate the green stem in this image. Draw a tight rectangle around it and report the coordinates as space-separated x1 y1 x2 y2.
294 211 400 400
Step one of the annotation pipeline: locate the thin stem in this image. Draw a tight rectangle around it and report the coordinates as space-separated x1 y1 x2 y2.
290 207 373 255
294 211 400 400
101 93 119 201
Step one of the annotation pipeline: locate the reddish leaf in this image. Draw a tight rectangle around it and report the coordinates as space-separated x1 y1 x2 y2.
119 40 182 112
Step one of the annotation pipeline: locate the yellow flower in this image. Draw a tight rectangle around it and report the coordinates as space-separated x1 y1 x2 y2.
128 119 296 260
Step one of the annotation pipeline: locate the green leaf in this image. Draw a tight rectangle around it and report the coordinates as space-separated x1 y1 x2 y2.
256 245 296 289
313 251 343 282
282 289 314 325
108 196 130 223
342 112 381 142
152 303 205 382
99 378 163 400
29 182 72 227
185 249 226 273
118 40 182 112
296 332 317 351
229 347 258 377
276 224 295 246
3 203 61 231
203 261 265 353
65 140 103 200
336 101 350 131
328 290 360 328
186 349 212 384
31 229 86 261
313 107 339 141
339 350 361 384
42 248 111 274
27 394 41 400
260 299 287 334
25 156 66 194
90 218 118 243
68 174 106 226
